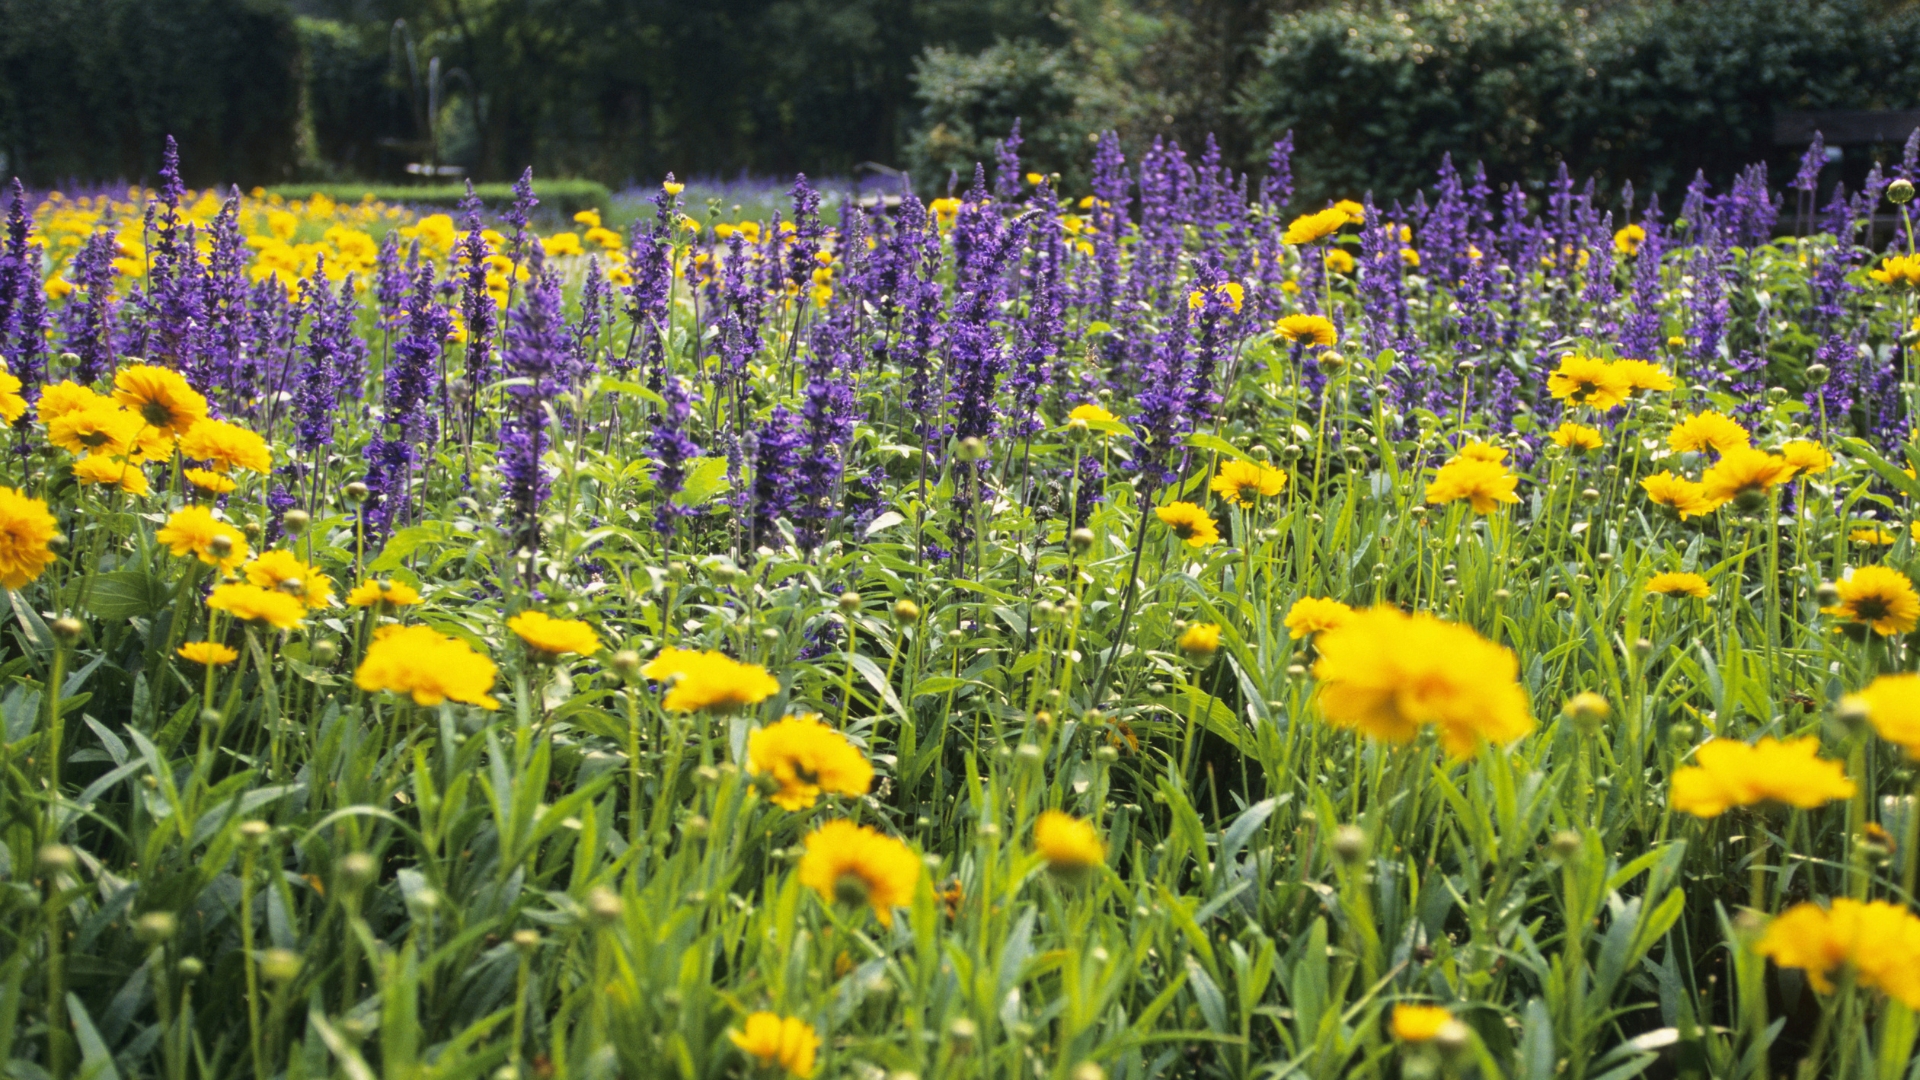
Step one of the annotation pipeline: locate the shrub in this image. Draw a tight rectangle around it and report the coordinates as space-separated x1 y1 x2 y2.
905 38 1100 192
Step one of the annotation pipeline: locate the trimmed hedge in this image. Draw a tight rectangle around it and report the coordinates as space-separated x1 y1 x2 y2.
263 180 612 219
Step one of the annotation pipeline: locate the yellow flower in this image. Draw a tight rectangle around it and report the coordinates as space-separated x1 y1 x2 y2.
1549 422 1603 451
72 454 148 495
346 579 422 608
179 418 271 473
1611 358 1673 394
728 1013 819 1078
112 363 207 438
796 819 920 926
184 468 237 494
1323 249 1356 274
0 487 59 588
1284 207 1349 245
1424 457 1519 514
507 610 602 658
1210 459 1287 507
354 624 500 709
1869 253 1920 287
1546 355 1631 411
1399 247 1420 268
1845 673 1920 755
929 197 962 229
1755 899 1920 1008
1851 526 1898 546
1390 1004 1453 1043
1177 622 1221 658
747 714 873 810
243 550 334 609
1155 501 1220 548
1613 224 1646 256
1032 810 1104 873
643 647 780 712
155 506 249 572
1667 410 1750 455
1452 442 1506 464
1646 571 1710 598
1312 606 1535 757
1822 565 1920 636
1285 596 1353 639
1274 314 1335 347
207 583 306 630
1698 448 1793 509
1187 282 1243 313
1640 471 1714 520
177 641 238 666
1068 403 1117 426
1780 440 1832 476
0 369 24 425
48 399 143 457
1334 199 1365 223
35 381 107 426
1668 736 1855 817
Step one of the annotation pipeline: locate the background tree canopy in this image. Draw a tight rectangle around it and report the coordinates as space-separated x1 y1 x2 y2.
2 0 1918 207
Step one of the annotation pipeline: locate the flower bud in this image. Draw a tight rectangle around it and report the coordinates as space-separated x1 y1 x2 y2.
1070 527 1095 553
1889 177 1915 205
512 929 542 954
37 844 76 876
1332 825 1368 865
338 852 377 891
310 639 339 665
52 616 82 642
892 598 921 624
586 887 625 925
838 590 862 613
1815 581 1841 606
260 949 300 983
207 534 233 559
343 482 370 504
610 649 643 683
1805 363 1830 386
1548 830 1583 861
957 436 988 461
282 509 310 535
1562 692 1612 734
1835 695 1871 736
177 957 204 978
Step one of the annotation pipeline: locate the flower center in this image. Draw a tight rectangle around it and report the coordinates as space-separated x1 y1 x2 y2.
833 871 871 907
1853 597 1890 622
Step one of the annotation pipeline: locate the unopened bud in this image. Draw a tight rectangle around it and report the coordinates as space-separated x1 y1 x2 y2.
344 482 370 504
310 639 338 665
1070 527 1095 553
1562 692 1611 733
586 887 624 925
838 590 861 613
260 949 300 983
1332 825 1367 865
37 844 76 875
1815 581 1841 606
1889 177 1915 205
1548 831 1582 861
281 509 310 535
892 598 921 624
338 852 376 890
610 649 643 683
52 616 82 642
136 911 178 944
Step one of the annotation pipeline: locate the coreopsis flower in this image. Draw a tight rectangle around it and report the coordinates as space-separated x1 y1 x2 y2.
1177 622 1221 658
1668 736 1856 817
112 363 208 438
1274 314 1335 347
207 583 305 630
1390 1004 1453 1043
1424 457 1519 514
641 647 780 712
1611 359 1674 394
1667 410 1750 455
1284 207 1349 245
728 1013 819 1078
1755 900 1920 1008
155 506 249 572
1844 673 1920 755
0 487 59 588
1546 356 1631 411
48 399 143 457
1869 253 1920 287
243 551 334 609
184 469 236 494
1780 440 1833 476
1699 447 1793 509
1156 502 1220 548
1549 422 1603 452
1311 606 1535 757
177 641 238 666
0 368 24 424
1032 810 1104 874
1822 565 1920 636
1646 571 1710 598
747 714 872 810
1068 403 1116 424
354 624 501 709
1851 526 1898 546
179 418 271 474
72 454 148 496
796 820 920 926
1285 596 1353 639
1613 224 1646 256
1334 199 1365 222
1641 471 1715 520
1210 460 1287 507
507 610 602 659
346 579 422 609
1187 282 1243 313
35 381 107 425
1452 442 1506 464
1323 249 1356 274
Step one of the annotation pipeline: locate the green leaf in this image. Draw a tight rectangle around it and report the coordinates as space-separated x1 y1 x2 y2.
673 456 731 506
87 569 165 620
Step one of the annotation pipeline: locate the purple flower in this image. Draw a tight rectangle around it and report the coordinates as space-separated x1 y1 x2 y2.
497 267 567 550
749 405 805 551
650 372 702 537
59 229 120 385
1 180 51 401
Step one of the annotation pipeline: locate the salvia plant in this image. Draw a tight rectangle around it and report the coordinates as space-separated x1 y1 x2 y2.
2 130 1920 1080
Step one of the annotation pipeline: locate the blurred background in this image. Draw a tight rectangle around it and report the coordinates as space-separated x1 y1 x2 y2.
2 0 1919 207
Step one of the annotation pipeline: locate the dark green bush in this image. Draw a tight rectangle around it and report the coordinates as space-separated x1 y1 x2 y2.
0 0 301 187
905 38 1098 191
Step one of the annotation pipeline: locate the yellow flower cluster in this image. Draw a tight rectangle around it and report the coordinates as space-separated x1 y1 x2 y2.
1284 596 1353 639
1311 606 1535 757
1425 454 1519 514
1156 501 1220 548
1668 736 1855 817
729 1013 819 1078
0 487 59 589
1274 314 1335 346
354 625 501 710
1756 899 1920 1008
746 714 873 810
641 647 780 712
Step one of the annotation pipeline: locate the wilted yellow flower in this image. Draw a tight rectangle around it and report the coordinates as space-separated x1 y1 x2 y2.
1755 900 1920 1008
747 714 872 810
1549 422 1603 451
1667 410 1750 455
177 641 238 666
728 1013 819 1078
207 583 305 630
354 624 500 709
1274 314 1335 347
797 819 920 926
1669 736 1855 817
507 610 602 658
1284 596 1353 639
1032 810 1104 873
0 487 59 588
1156 501 1220 548
1546 355 1631 411
1646 571 1710 598
1822 565 1920 636
1210 459 1287 507
1425 457 1519 514
1312 606 1534 757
